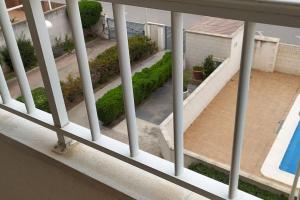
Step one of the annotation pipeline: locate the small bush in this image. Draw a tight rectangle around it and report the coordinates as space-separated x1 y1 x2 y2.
96 52 172 125
79 0 102 29
189 163 288 200
61 75 83 104
17 87 50 113
53 35 75 58
203 55 216 77
1 36 37 71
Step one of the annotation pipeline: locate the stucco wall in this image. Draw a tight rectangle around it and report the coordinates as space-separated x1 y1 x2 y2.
185 31 232 68
145 22 165 51
0 6 72 47
274 43 300 75
0 6 104 48
252 36 279 72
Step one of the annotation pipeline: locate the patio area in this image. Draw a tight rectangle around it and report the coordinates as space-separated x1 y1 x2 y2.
184 70 300 180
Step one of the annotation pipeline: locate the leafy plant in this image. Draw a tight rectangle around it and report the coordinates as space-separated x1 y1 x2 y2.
192 66 204 72
189 163 288 200
96 52 172 125
1 35 37 71
203 55 216 77
52 35 74 58
17 87 50 113
61 74 83 104
79 0 102 29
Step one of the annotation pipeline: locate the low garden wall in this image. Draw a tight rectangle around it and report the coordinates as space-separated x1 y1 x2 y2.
159 57 236 158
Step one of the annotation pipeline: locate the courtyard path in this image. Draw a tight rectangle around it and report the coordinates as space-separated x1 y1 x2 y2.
8 38 115 98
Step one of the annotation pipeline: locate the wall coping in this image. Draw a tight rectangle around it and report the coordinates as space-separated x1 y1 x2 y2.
0 109 206 200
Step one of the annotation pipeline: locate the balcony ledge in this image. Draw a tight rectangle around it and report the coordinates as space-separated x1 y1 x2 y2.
0 109 207 200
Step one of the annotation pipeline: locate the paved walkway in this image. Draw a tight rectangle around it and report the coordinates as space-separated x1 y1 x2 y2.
8 38 115 98
68 51 166 128
184 70 300 180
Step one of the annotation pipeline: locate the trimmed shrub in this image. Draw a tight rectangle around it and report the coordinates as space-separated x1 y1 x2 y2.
61 36 156 108
90 36 157 86
1 36 37 71
96 52 172 125
189 163 288 200
17 87 50 113
79 0 102 29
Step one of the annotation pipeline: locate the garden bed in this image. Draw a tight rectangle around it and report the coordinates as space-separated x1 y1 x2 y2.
189 162 288 200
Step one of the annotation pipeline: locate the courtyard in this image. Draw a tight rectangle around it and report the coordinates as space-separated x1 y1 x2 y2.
184 70 300 182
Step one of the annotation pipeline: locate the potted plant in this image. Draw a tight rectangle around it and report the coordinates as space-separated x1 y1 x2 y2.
192 66 205 81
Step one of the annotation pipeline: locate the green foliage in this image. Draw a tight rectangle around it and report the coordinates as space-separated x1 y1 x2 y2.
189 163 288 200
53 35 75 58
17 87 50 113
79 0 102 29
61 75 83 104
203 55 216 77
192 66 204 72
90 36 157 86
61 36 156 108
96 52 172 125
1 36 37 71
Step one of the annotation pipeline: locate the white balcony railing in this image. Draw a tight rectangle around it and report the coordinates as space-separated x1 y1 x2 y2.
0 0 300 199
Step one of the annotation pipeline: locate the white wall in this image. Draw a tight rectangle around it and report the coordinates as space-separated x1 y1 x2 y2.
252 36 279 72
185 31 232 68
0 6 72 47
159 29 243 151
145 22 165 51
275 43 300 75
0 6 104 48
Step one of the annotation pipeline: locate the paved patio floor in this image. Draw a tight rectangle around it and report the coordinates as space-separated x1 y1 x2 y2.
184 70 300 179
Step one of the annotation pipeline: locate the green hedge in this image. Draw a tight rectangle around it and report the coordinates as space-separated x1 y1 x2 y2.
1 36 37 71
90 36 157 86
17 87 50 113
96 52 172 125
189 163 288 200
79 0 102 29
61 36 156 106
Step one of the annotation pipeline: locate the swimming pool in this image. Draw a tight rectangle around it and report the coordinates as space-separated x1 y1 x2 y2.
261 95 300 186
280 122 300 174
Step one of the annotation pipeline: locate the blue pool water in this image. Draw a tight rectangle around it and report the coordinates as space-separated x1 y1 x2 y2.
279 122 300 174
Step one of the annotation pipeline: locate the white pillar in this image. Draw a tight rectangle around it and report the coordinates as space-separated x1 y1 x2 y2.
23 0 69 145
289 161 300 200
0 0 35 114
0 65 11 104
48 0 52 10
66 0 101 141
171 12 184 176
112 3 139 157
228 21 256 199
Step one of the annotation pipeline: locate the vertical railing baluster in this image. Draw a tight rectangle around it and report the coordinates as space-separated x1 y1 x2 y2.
0 65 11 104
228 21 256 199
23 0 69 146
0 0 35 113
289 161 300 200
66 0 101 141
171 12 184 176
112 3 139 157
